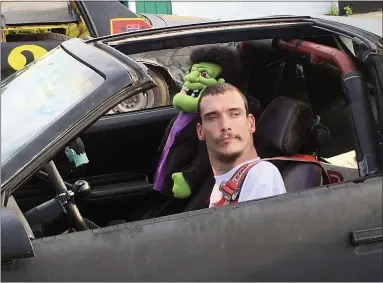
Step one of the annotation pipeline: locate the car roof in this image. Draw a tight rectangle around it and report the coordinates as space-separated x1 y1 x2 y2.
80 1 142 37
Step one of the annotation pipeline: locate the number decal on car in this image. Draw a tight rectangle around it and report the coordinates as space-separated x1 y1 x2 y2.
8 45 48 71
327 170 345 183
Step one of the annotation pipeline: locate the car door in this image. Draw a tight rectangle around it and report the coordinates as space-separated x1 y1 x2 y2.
2 175 382 281
12 106 179 213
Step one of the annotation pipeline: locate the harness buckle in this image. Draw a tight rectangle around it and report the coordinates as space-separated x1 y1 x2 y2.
219 181 239 201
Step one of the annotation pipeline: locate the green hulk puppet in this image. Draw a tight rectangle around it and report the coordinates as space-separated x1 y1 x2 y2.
153 45 246 200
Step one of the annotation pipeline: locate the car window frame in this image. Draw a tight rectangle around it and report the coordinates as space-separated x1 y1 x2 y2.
1 38 154 196
1 46 105 166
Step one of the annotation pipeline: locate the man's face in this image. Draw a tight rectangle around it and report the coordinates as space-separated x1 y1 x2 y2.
196 90 256 163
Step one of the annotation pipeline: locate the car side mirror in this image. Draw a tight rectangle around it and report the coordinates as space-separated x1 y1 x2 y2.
1 207 34 264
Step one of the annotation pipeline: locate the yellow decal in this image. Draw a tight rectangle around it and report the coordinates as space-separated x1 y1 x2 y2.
8 45 48 71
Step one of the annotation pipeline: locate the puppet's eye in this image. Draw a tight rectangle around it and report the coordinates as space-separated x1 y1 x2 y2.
201 71 210 78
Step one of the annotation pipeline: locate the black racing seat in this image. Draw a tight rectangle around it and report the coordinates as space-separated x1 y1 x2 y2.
255 96 324 193
247 94 262 120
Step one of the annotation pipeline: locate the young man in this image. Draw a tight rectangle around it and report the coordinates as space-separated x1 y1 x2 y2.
196 82 286 207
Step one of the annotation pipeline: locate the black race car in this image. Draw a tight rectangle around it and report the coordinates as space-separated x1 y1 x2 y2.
1 15 382 281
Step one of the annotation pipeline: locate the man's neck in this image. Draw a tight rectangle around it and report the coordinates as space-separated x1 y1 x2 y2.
212 147 258 176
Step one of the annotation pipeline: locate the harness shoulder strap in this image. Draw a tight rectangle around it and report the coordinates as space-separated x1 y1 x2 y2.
214 159 262 207
213 154 331 208
263 154 331 185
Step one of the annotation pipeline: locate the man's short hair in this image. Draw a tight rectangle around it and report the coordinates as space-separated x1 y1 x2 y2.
197 82 249 119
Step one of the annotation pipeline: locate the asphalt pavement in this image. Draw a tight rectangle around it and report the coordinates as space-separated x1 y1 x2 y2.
316 13 382 37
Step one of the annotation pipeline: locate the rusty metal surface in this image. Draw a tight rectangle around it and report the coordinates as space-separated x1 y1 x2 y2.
129 42 238 86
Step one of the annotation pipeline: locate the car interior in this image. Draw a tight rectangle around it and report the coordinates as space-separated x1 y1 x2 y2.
8 31 380 239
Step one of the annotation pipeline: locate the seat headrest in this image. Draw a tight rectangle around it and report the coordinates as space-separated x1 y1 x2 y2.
247 95 261 120
256 96 313 155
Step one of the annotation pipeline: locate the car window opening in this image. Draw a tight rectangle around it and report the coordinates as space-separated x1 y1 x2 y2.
3 29 381 240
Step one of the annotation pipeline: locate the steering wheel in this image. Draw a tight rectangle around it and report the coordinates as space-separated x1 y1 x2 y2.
42 160 93 231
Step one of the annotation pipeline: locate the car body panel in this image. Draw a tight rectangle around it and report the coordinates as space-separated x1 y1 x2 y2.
78 1 151 37
2 177 382 281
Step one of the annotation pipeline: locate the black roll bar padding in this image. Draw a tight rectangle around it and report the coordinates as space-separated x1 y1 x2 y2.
43 161 89 231
342 71 380 176
37 170 74 191
275 38 381 176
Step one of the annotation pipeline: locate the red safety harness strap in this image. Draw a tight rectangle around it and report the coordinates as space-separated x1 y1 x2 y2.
214 159 263 207
263 154 331 185
213 154 330 208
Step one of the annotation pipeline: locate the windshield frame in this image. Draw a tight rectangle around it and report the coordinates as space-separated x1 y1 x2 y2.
1 46 106 166
1 38 142 193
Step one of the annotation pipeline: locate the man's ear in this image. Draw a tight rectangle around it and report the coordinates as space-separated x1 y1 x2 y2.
196 122 205 141
248 113 256 134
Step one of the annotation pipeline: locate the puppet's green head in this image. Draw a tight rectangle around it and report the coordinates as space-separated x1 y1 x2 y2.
173 62 225 113
172 45 246 113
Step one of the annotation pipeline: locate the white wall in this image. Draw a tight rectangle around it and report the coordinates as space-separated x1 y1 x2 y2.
171 1 336 20
128 1 137 13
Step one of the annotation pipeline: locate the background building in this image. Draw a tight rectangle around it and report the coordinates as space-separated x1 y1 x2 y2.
122 1 381 19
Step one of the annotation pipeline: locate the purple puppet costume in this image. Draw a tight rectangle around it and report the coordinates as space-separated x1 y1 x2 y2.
152 45 248 205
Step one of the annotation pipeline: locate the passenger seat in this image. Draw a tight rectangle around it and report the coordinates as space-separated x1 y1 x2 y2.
255 96 324 193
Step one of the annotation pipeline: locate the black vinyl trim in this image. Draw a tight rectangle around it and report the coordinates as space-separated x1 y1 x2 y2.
86 106 179 134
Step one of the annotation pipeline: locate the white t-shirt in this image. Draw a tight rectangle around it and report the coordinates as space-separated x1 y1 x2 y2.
209 158 287 207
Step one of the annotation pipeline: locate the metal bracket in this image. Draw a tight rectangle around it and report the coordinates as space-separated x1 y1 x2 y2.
55 190 75 214
296 64 305 78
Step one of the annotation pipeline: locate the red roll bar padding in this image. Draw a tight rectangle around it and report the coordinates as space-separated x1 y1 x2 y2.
276 39 357 75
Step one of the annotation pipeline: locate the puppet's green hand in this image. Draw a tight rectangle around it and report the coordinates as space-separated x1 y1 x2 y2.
172 172 191 199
